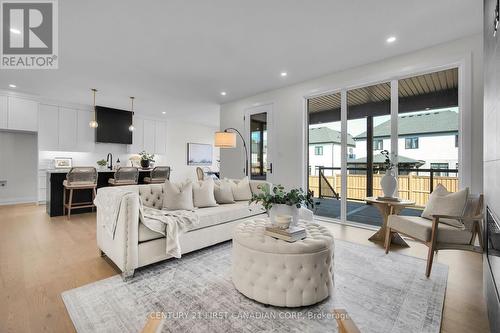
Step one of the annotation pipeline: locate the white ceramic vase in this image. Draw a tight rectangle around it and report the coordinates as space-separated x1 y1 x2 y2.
381 169 397 198
269 204 299 226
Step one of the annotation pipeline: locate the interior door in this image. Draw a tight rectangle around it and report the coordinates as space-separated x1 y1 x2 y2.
245 104 273 183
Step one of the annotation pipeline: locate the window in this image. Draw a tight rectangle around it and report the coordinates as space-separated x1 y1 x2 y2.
373 139 383 150
314 146 323 155
431 163 449 177
348 147 355 159
405 137 419 149
455 134 459 148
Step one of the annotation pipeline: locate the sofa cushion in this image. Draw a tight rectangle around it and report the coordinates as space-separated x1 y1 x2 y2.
163 180 194 211
138 202 266 242
388 215 473 244
421 184 468 227
191 202 266 231
193 179 217 208
214 179 235 204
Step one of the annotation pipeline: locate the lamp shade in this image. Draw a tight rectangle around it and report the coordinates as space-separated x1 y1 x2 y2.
214 131 237 148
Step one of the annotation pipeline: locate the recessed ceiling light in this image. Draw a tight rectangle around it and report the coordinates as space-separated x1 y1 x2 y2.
10 28 21 35
220 91 227 96
280 72 288 77
162 111 166 114
386 36 397 43
8 84 16 88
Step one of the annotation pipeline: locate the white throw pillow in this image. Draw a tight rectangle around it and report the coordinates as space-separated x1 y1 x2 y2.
163 180 194 211
214 179 235 204
227 177 253 201
192 179 217 208
421 184 469 227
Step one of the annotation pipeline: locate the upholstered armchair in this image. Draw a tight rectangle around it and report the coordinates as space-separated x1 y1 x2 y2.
385 187 483 277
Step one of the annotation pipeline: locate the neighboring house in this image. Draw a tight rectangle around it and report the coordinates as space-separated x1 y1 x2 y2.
353 110 459 175
308 127 355 175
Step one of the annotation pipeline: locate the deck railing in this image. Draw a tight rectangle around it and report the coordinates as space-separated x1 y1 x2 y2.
309 166 458 207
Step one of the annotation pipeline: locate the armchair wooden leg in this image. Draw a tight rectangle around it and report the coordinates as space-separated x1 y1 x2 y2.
384 227 392 254
426 245 435 278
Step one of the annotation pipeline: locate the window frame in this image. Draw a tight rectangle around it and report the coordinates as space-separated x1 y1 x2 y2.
314 146 323 156
405 137 419 149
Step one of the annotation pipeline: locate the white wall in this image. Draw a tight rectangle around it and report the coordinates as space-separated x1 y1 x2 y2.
0 131 37 204
166 121 220 182
220 35 483 193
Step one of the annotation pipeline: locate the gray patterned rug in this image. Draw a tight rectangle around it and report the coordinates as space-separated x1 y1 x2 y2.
62 240 448 333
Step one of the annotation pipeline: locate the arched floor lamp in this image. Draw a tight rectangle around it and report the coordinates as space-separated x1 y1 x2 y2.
214 128 248 176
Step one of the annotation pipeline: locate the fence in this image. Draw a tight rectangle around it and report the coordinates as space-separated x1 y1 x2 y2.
309 167 458 207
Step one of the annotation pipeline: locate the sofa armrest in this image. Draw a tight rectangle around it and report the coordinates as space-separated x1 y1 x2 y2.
96 191 140 273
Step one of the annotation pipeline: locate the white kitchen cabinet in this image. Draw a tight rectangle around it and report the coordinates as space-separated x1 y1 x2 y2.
77 109 95 151
58 107 78 150
128 117 144 154
38 104 59 150
8 97 38 131
154 121 167 154
0 95 7 129
143 119 156 153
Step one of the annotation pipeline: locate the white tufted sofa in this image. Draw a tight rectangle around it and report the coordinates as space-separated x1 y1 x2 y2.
96 180 272 279
232 220 334 307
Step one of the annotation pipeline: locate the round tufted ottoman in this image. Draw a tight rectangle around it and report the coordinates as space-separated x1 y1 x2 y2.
231 219 334 307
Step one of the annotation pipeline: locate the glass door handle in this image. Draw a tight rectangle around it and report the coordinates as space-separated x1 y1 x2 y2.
266 163 273 173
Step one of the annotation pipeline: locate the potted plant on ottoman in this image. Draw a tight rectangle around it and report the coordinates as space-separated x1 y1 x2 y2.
139 151 155 169
250 184 316 226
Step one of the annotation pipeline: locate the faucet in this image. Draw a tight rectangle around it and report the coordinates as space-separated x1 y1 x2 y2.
106 153 113 170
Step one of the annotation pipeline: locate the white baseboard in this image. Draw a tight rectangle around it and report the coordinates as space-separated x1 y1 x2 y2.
0 197 38 205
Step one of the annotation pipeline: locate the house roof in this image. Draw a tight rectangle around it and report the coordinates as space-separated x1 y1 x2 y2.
309 127 355 146
354 110 458 139
348 154 425 166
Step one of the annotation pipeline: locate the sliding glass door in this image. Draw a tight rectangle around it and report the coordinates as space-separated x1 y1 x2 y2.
307 67 460 227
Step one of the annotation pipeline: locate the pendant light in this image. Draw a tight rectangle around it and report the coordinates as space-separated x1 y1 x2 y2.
129 96 135 131
89 88 98 128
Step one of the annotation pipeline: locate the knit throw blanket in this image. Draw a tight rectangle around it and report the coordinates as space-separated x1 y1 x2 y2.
140 207 199 259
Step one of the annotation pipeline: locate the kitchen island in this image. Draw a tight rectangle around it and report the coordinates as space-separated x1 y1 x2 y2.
46 169 154 217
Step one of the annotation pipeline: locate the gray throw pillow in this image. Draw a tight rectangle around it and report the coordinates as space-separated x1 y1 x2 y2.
421 184 468 227
193 179 217 208
163 180 194 211
214 179 235 204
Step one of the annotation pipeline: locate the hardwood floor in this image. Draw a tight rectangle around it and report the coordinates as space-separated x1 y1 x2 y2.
0 204 490 333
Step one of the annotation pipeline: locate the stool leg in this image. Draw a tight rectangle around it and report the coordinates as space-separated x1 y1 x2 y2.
63 187 66 216
68 189 73 220
92 188 97 212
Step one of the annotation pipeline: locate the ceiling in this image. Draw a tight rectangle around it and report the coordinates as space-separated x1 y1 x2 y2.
0 1 481 127
308 68 459 113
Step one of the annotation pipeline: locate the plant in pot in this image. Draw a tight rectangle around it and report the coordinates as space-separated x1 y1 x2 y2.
96 159 107 171
379 149 397 198
139 151 155 169
249 184 316 226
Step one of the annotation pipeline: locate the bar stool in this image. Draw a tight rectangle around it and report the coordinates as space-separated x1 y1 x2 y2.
108 167 139 186
63 167 98 220
196 167 205 181
144 166 171 184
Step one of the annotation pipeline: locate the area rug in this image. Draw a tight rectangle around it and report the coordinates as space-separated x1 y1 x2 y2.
62 240 448 333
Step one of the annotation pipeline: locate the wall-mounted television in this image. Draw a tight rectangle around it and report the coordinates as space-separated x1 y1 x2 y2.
95 106 133 144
